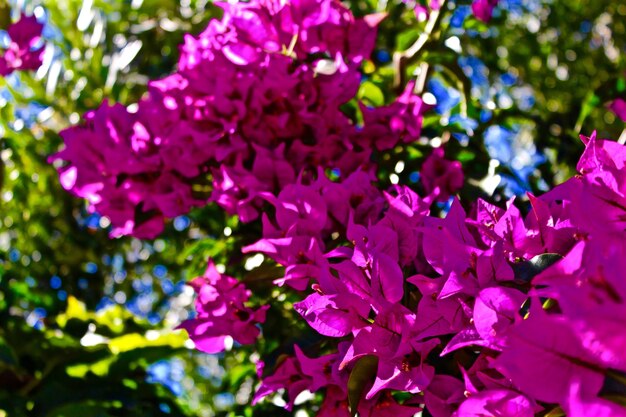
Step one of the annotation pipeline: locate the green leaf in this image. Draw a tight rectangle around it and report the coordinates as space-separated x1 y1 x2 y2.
227 363 255 387
513 253 563 282
406 146 424 160
358 81 385 107
456 149 476 163
575 91 600 133
0 1 10 31
57 297 89 327
396 29 419 51
347 355 378 417
66 356 115 378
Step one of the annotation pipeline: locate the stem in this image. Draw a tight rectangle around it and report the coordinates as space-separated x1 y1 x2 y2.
18 357 61 396
285 32 299 58
414 62 430 94
619 127 626 145
393 0 449 90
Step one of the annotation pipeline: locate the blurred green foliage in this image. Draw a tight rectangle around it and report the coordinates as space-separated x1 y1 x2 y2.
0 295 189 416
0 0 624 416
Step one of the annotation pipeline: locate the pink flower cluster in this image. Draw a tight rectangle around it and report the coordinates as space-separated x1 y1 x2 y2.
52 0 431 238
0 14 44 76
610 98 626 122
178 261 268 354
471 0 499 22
421 147 464 201
218 133 626 416
181 146 463 412
49 0 625 414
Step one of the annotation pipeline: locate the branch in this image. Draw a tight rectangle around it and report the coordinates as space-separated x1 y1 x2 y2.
393 0 449 90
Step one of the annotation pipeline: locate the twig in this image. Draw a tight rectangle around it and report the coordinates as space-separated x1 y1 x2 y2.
414 62 431 94
618 128 626 145
393 0 449 90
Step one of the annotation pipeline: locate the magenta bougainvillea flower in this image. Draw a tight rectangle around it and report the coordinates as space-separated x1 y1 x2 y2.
609 98 626 121
178 261 268 354
293 291 370 337
232 132 626 415
360 81 433 151
52 103 207 238
48 0 626 414
494 302 605 405
253 345 346 411
252 356 310 411
565 378 626 417
51 0 431 238
420 147 464 201
471 0 499 22
0 14 44 76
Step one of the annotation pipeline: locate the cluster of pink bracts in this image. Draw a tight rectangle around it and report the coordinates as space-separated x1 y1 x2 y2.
183 132 626 417
0 14 44 76
51 0 626 416
51 0 431 238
